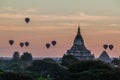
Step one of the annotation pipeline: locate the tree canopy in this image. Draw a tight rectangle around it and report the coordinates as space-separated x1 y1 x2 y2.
0 72 34 80
68 60 120 80
69 60 113 73
27 60 69 80
21 52 33 61
61 55 79 67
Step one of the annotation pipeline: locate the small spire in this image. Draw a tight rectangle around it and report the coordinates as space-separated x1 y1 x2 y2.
74 24 84 44
77 25 80 34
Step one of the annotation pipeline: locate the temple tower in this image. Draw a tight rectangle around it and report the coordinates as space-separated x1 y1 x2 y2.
66 26 94 60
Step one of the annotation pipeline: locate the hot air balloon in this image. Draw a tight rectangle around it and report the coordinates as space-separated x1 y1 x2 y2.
103 44 108 50
9 40 14 46
25 42 29 47
46 43 50 49
109 45 114 50
20 42 24 48
51 40 56 46
25 17 30 23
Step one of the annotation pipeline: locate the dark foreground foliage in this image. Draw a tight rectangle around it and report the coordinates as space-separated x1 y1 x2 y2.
68 60 120 80
61 55 79 67
27 60 69 80
0 72 34 80
1 59 120 80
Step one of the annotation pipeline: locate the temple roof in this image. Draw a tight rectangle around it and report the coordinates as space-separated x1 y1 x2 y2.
70 26 89 52
99 51 110 59
98 51 111 63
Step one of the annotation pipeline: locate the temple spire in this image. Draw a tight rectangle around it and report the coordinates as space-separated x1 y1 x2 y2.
77 26 80 34
74 25 84 45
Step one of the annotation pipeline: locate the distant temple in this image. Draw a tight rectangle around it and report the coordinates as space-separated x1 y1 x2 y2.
65 26 94 60
98 51 111 63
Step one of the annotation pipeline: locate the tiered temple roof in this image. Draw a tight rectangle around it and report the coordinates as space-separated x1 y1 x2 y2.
66 26 94 60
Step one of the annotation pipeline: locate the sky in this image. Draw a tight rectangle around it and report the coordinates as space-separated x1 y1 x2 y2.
0 0 120 58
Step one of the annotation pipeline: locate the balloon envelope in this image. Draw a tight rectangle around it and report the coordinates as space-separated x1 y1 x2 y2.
51 40 56 46
46 43 50 49
103 44 108 50
25 18 30 23
25 42 29 47
109 45 114 50
20 42 24 48
9 40 14 45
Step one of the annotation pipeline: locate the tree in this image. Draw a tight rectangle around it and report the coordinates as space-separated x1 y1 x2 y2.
111 58 120 65
68 60 116 80
12 51 20 61
61 55 79 67
21 52 33 61
43 58 56 63
69 60 113 73
27 60 69 80
9 63 23 72
36 76 53 80
0 72 34 80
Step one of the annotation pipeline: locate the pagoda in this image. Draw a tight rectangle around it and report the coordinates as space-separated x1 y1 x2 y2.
66 26 94 60
98 51 111 63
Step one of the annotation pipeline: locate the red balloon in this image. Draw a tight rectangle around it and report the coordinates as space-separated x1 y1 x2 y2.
109 45 114 50
25 18 30 23
9 40 14 46
46 43 50 49
51 40 56 46
20 42 24 48
25 42 29 47
103 44 108 50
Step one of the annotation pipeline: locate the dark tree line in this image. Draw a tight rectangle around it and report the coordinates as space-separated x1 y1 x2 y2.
0 72 34 80
12 51 33 62
1 54 120 80
27 59 69 80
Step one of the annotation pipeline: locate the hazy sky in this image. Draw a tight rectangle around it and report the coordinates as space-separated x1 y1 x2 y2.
0 0 120 58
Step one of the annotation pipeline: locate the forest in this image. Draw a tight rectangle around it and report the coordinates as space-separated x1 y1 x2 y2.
0 53 120 80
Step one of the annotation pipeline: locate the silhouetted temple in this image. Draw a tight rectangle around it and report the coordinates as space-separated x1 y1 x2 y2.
98 51 111 63
66 26 94 60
